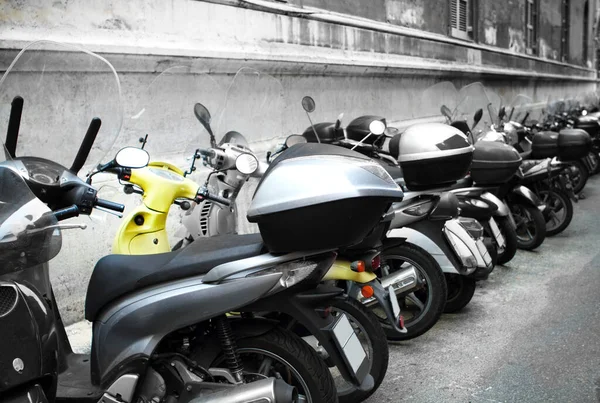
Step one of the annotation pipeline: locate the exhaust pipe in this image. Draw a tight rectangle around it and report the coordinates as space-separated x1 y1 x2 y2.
190 378 297 403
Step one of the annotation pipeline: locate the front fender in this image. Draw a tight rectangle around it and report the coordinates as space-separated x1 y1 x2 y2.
481 192 509 216
387 227 460 274
510 185 545 209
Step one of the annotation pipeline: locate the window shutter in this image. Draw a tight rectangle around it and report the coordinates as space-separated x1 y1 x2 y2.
450 0 470 40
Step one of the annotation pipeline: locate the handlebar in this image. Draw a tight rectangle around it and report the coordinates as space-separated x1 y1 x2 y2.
95 198 125 213
198 188 231 207
54 205 80 221
197 148 216 158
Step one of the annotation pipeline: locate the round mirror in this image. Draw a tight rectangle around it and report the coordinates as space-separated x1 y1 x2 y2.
582 109 588 116
194 103 211 124
369 120 386 136
301 96 316 113
285 134 308 147
235 153 258 175
115 147 150 169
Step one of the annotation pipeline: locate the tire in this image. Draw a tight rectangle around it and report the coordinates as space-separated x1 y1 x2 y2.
327 297 388 403
231 327 337 403
443 274 476 313
374 243 447 341
569 160 589 194
510 203 546 250
538 188 573 236
495 217 518 265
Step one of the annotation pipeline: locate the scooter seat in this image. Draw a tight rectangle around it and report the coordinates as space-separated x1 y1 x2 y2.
521 159 546 174
85 234 265 321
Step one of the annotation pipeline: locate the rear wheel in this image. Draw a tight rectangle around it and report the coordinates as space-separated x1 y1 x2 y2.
511 203 546 250
587 152 600 175
495 217 518 265
443 274 476 313
372 243 447 341
216 327 338 403
538 188 573 236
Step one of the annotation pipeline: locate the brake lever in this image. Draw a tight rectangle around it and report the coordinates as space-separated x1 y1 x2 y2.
26 223 88 235
95 206 124 218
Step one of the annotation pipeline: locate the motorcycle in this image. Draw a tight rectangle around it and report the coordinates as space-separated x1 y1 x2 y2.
103 66 390 403
452 82 548 251
0 41 356 403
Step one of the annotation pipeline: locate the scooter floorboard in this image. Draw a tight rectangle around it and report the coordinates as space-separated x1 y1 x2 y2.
56 353 102 402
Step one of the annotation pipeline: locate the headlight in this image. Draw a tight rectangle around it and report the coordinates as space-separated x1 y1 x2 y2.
458 217 484 239
246 260 318 295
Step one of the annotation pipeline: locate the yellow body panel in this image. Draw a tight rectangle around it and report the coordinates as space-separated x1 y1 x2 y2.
113 161 196 255
322 260 377 283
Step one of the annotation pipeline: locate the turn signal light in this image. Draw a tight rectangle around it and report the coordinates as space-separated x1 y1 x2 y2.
351 260 366 272
361 285 374 298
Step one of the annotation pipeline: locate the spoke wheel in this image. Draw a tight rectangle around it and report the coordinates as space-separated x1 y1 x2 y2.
538 188 573 236
510 203 546 250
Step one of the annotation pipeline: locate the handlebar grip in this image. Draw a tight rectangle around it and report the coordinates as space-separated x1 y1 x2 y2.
197 148 216 158
95 198 125 213
54 205 80 221
205 192 231 207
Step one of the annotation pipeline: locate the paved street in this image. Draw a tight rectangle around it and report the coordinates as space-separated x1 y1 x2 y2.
67 177 600 403
368 176 600 403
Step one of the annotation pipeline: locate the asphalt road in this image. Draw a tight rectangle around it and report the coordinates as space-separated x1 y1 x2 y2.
367 176 600 403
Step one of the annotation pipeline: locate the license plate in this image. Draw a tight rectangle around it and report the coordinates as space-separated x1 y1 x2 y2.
388 285 401 319
488 218 505 249
331 313 367 375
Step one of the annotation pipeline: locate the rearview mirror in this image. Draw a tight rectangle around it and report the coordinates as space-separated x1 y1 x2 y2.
440 105 452 119
498 106 506 120
285 134 308 147
369 120 386 136
301 96 316 113
115 147 150 169
235 153 258 175
472 108 483 130
194 103 217 147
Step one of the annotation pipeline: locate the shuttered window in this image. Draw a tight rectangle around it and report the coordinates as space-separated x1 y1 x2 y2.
525 0 538 54
450 0 472 40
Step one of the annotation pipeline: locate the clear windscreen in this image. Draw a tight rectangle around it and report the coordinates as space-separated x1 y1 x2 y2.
454 82 502 134
415 81 459 123
0 40 122 175
214 67 285 158
114 65 226 168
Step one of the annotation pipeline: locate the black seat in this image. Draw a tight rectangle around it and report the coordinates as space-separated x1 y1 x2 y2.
85 234 265 321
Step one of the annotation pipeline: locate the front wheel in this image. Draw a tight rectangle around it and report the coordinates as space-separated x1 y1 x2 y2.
230 328 337 403
373 243 447 341
444 274 476 313
538 188 573 236
495 217 518 265
569 160 589 194
510 203 546 250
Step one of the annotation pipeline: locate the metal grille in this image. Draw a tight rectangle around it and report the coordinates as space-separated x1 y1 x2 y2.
199 200 212 236
0 286 17 317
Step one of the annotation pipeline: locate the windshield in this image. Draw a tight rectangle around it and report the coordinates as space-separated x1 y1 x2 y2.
415 81 459 123
0 40 122 175
0 145 61 273
507 94 536 124
114 65 226 168
454 82 502 134
215 67 284 158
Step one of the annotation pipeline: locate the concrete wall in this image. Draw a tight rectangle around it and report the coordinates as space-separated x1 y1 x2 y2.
0 0 597 324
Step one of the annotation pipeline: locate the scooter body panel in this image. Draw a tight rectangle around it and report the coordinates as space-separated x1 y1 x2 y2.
112 204 170 254
91 272 282 387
